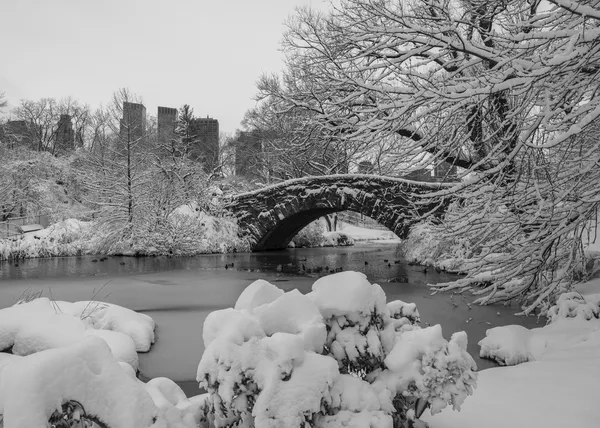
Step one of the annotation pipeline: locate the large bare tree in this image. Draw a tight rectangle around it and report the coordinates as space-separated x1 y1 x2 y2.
258 0 600 312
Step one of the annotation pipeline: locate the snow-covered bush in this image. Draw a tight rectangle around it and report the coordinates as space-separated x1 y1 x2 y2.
546 292 600 323
291 220 355 248
196 272 477 428
0 219 92 261
322 231 354 247
400 221 473 273
91 205 251 257
291 219 326 247
0 206 252 261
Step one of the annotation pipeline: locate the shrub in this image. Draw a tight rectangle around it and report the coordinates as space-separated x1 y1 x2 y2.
196 272 477 428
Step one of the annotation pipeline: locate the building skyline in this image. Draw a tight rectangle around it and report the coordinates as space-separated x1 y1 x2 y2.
157 106 178 144
235 130 263 180
55 114 74 154
119 102 146 143
189 116 219 173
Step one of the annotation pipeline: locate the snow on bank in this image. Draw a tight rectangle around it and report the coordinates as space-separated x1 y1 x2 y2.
0 337 157 428
0 337 203 428
339 222 399 241
0 219 91 260
425 280 600 428
0 207 250 260
197 271 476 428
400 222 472 273
0 297 155 370
0 298 205 427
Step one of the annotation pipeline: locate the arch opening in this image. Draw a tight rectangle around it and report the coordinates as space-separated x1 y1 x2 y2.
254 208 402 251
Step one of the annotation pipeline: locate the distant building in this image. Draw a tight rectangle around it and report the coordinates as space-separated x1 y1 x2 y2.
189 116 219 172
235 130 263 179
157 106 178 144
119 102 146 142
54 114 74 153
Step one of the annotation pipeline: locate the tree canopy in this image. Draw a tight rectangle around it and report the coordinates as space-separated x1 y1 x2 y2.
257 0 600 312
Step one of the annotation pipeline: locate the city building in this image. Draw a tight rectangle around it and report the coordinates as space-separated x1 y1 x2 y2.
54 114 74 153
119 102 146 142
235 130 263 179
189 116 219 172
157 106 178 144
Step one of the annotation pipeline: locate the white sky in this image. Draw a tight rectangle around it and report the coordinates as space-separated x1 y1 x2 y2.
0 0 328 134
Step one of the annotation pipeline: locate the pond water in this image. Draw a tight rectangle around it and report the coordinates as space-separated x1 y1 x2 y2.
0 241 543 397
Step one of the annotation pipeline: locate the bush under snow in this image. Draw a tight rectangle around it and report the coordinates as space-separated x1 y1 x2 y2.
0 205 252 261
400 222 473 273
196 271 477 428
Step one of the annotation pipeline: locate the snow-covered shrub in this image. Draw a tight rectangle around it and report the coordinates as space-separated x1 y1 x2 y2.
196 272 477 428
400 221 473 273
546 292 600 323
322 231 354 247
291 219 326 247
478 325 537 366
0 219 92 261
90 206 251 257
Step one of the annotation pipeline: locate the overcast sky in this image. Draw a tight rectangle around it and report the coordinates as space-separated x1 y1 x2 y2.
0 0 328 134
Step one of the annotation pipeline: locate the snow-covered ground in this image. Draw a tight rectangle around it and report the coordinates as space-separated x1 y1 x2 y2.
424 278 600 428
338 221 399 242
0 209 249 261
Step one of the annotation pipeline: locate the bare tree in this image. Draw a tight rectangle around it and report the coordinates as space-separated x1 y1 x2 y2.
258 0 600 312
0 91 7 112
78 89 151 239
10 97 90 154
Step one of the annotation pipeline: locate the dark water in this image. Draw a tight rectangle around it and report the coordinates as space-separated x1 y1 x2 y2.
0 241 542 398
0 241 445 286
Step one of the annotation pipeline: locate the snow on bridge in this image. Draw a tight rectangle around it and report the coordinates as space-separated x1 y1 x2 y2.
225 174 452 251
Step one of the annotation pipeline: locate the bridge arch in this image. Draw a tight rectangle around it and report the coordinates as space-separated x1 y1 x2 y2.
226 175 449 251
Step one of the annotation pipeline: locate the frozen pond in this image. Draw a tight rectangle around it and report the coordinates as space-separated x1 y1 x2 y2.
0 242 542 397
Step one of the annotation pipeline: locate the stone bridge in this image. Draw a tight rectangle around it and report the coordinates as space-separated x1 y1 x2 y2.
225 174 452 251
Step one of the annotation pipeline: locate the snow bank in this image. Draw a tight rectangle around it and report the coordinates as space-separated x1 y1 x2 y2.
197 272 477 428
0 299 205 427
0 337 157 428
480 282 600 366
0 297 155 370
0 218 92 261
322 231 355 247
426 282 600 428
339 222 398 242
61 300 156 352
546 291 600 322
